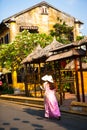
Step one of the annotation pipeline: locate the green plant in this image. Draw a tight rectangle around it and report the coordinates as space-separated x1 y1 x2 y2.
2 83 14 94
63 83 70 92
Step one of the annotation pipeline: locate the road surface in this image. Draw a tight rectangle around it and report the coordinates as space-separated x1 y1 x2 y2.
0 99 87 130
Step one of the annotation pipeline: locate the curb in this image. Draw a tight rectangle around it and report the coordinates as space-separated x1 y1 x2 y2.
60 109 87 116
0 95 87 116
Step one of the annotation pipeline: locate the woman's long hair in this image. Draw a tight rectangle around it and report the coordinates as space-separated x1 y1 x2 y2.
48 81 57 90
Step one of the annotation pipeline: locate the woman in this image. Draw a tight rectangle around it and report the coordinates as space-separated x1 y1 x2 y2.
41 75 61 119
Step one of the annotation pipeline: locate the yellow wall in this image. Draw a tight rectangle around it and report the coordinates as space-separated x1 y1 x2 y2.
16 6 75 35
12 82 43 97
12 70 87 96
78 71 87 94
9 21 17 41
0 4 81 42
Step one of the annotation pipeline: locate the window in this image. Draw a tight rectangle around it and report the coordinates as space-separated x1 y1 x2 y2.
0 37 4 44
4 34 9 44
7 73 12 84
40 6 48 15
68 32 74 42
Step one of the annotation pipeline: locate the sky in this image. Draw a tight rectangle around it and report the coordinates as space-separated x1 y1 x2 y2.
0 0 87 36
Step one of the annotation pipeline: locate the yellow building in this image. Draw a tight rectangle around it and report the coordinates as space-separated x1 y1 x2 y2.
0 1 83 44
0 1 84 97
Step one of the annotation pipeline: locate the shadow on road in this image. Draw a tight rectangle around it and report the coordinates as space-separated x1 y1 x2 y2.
23 107 87 130
23 107 44 119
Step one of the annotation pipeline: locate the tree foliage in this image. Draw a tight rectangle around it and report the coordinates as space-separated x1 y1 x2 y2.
50 17 74 44
0 30 53 70
76 35 84 41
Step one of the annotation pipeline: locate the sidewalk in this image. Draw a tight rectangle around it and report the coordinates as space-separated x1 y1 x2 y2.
60 92 76 111
60 92 87 116
0 93 87 116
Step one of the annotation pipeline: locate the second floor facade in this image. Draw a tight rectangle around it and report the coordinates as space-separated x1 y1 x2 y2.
0 1 83 44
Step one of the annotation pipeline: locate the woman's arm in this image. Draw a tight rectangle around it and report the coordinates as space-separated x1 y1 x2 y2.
40 85 45 90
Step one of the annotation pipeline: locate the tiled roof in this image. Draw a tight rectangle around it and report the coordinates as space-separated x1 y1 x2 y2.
21 38 63 64
46 49 86 62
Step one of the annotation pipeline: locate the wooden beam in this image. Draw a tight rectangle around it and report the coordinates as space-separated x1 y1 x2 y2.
79 57 85 102
74 58 80 101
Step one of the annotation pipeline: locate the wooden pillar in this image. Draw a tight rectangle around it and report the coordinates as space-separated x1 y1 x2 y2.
38 63 42 97
24 63 29 97
38 63 40 83
53 61 57 80
74 58 80 101
33 64 36 97
58 61 63 105
79 57 85 102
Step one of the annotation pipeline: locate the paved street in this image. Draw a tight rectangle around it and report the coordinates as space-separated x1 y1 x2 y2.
0 99 87 130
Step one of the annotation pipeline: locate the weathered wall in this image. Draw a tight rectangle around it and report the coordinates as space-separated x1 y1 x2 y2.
0 4 81 42
15 6 75 34
78 71 87 94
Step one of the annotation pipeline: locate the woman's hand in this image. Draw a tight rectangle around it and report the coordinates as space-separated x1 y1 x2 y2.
40 85 44 90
